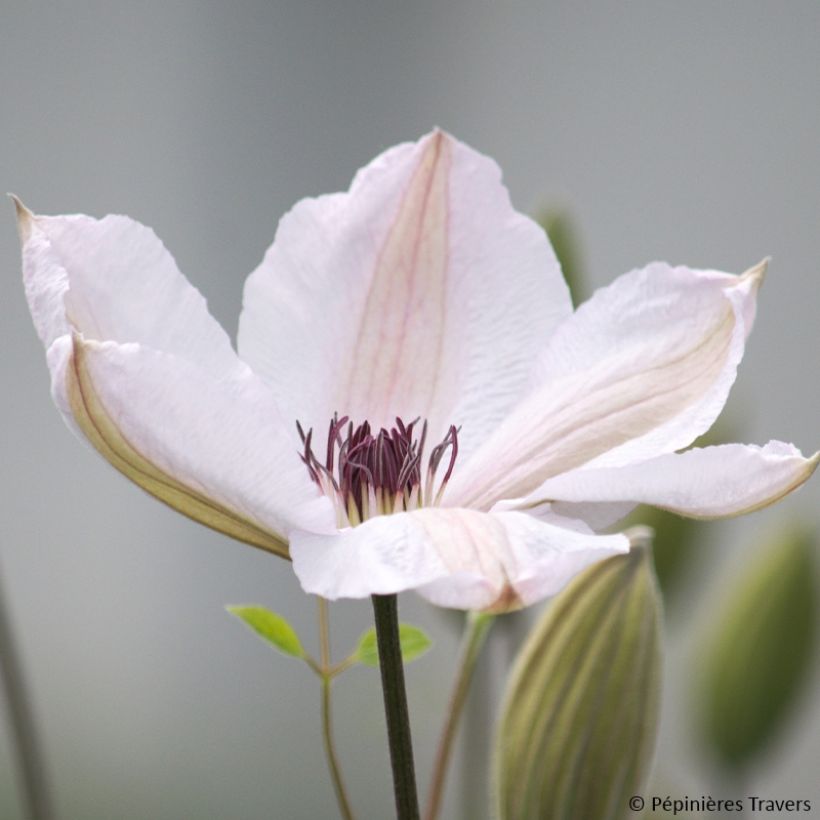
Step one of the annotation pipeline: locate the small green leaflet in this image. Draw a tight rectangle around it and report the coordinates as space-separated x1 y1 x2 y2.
355 624 432 667
226 605 305 659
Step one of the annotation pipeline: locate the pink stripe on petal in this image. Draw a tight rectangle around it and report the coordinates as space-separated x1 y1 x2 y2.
343 131 452 424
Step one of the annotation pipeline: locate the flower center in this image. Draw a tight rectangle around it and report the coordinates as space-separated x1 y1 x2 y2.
297 415 459 527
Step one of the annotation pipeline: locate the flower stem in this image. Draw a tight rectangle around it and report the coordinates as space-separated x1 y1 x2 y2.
0 562 55 820
371 594 420 820
316 598 356 820
424 611 495 820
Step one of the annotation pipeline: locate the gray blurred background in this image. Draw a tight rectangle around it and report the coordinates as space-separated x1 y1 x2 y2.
1 2 819 818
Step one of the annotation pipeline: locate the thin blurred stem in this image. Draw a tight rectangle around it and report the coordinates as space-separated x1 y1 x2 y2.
0 563 55 820
371 594 420 820
424 612 495 820
318 597 332 668
317 598 355 820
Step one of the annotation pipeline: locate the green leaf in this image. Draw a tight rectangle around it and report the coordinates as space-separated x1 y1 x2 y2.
226 605 305 659
537 209 587 307
495 536 662 820
355 624 432 667
697 525 818 770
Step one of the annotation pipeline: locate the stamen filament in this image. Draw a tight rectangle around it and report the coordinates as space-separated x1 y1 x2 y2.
297 416 459 526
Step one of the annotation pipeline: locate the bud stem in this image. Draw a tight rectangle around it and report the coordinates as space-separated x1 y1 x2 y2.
316 597 356 820
371 594 420 820
424 611 495 820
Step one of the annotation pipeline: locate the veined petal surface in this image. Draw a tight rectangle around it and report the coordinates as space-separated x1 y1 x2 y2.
289 508 628 612
18 134 814 610
518 441 819 519
238 130 571 458
17 200 332 553
55 337 334 554
18 200 238 375
447 262 763 511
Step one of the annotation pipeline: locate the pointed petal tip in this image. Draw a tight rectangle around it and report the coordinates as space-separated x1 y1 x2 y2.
420 127 456 154
739 257 770 290
420 126 451 154
8 193 34 244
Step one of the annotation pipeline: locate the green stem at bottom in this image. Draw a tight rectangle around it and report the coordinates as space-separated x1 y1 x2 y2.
371 594 420 820
316 598 355 820
424 612 495 820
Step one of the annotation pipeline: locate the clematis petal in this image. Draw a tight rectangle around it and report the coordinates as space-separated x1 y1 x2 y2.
50 336 335 556
238 130 571 457
17 200 334 555
16 198 238 375
514 441 820 520
510 501 638 532
447 262 763 511
289 508 628 612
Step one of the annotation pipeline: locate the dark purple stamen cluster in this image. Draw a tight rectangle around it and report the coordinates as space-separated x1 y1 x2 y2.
297 414 459 525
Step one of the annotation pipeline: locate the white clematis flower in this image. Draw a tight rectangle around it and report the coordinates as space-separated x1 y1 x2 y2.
16 130 818 612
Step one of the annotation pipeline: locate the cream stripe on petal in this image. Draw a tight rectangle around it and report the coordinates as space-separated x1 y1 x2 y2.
60 335 335 558
518 441 820 520
65 338 287 556
580 262 764 471
448 296 736 510
447 263 758 511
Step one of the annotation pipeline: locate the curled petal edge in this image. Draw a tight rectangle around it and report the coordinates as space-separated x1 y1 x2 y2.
509 441 820 522
64 333 290 558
